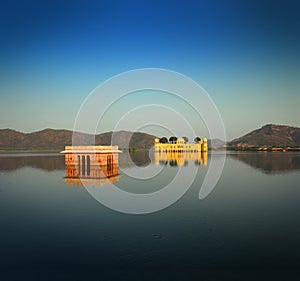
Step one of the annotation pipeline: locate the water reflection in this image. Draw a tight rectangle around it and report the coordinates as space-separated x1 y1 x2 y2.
0 154 64 171
154 151 208 167
1 151 300 279
229 151 300 174
65 165 119 186
2 151 299 176
120 150 151 167
129 150 151 167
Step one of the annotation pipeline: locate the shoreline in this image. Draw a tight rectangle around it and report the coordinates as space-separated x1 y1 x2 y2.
0 150 62 154
227 147 300 152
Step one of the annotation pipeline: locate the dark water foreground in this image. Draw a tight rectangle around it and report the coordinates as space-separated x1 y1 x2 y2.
0 151 300 280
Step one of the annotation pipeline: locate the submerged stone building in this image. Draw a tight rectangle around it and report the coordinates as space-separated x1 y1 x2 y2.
60 145 121 184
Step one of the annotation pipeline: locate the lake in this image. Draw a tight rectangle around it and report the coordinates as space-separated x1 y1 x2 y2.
0 151 300 280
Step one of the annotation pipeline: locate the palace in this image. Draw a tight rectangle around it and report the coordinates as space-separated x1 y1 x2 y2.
154 137 208 152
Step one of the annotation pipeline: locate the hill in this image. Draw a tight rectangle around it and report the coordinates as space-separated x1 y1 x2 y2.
228 124 300 149
0 129 157 151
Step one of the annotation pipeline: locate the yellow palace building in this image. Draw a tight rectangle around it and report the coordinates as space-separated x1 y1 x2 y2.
154 137 208 153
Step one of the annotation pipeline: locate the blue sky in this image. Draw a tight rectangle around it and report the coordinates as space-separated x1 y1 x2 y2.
0 0 299 140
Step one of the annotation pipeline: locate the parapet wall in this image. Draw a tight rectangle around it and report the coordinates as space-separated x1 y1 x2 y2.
64 145 119 151
61 146 120 167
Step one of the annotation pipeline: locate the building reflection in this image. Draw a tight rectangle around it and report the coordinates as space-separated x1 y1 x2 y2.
154 151 208 167
64 163 119 186
61 146 121 186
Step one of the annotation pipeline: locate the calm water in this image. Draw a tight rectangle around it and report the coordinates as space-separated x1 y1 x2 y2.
0 151 300 280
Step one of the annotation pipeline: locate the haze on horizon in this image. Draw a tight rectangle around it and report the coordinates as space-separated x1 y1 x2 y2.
0 0 299 140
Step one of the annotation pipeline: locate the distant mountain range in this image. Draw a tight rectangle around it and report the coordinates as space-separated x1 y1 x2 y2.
1 124 299 151
228 124 300 149
0 129 157 151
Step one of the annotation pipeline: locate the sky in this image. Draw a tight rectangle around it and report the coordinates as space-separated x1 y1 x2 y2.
0 0 299 140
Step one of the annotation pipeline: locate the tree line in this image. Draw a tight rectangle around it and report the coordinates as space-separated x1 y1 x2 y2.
159 136 202 143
